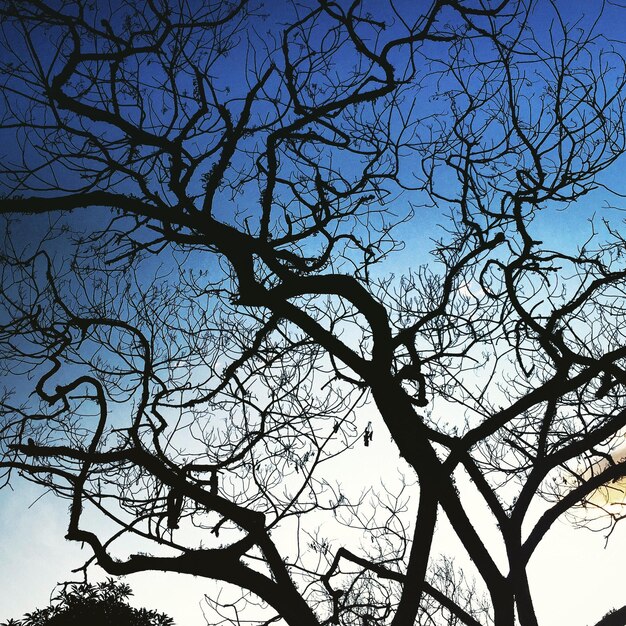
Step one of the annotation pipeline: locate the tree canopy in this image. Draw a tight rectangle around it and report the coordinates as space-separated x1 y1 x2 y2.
1 579 174 626
1 1 626 625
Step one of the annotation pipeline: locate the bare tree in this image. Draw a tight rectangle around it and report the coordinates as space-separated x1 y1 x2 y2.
1 1 626 625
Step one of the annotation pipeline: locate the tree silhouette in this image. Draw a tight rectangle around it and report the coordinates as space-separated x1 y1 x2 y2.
1 1 626 625
1 579 174 626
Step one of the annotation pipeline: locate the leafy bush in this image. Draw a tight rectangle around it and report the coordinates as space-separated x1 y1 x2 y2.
1 579 174 626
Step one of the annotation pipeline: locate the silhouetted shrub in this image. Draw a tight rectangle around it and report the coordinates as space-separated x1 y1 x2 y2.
1 579 174 626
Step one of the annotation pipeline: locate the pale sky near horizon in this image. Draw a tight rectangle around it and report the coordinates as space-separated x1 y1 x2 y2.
2 424 626 626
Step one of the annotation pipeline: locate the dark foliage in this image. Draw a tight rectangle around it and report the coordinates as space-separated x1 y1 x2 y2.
1 579 174 626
